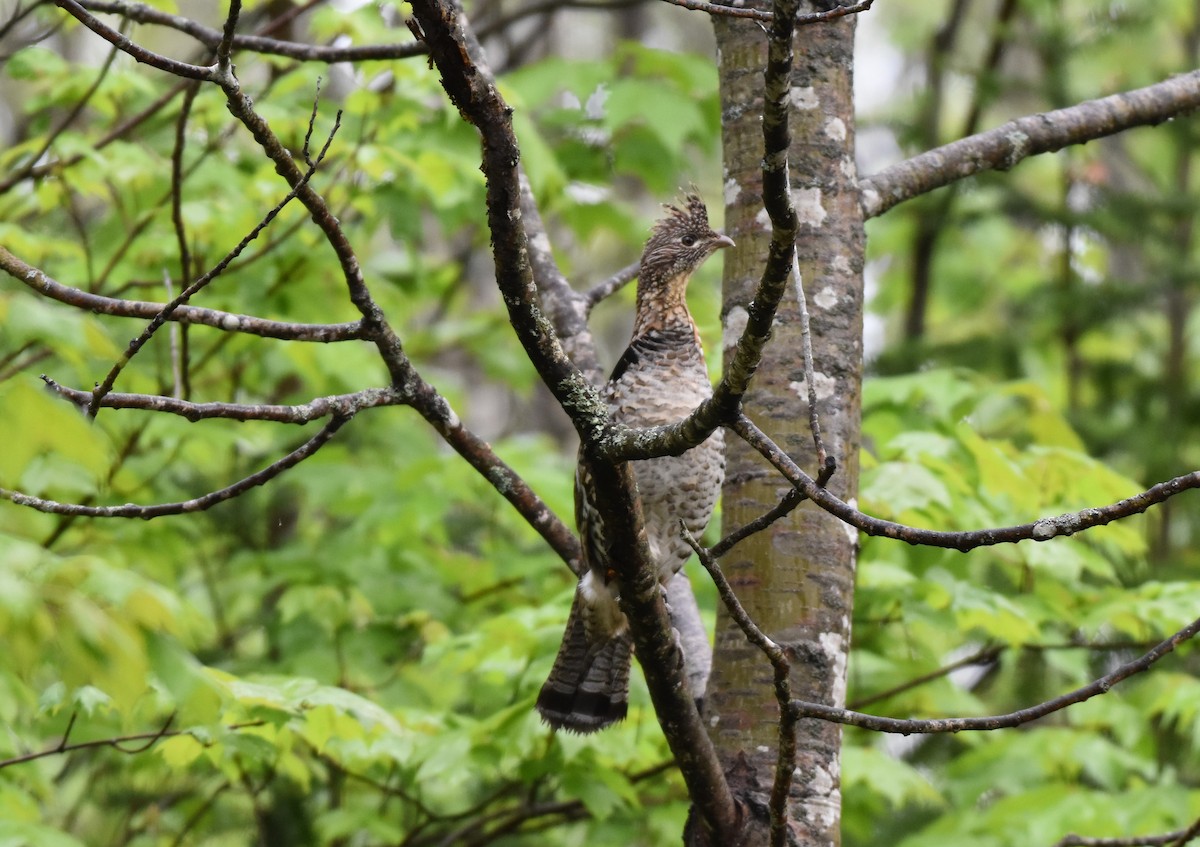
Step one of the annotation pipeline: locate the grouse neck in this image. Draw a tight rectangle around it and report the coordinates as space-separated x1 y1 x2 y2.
632 272 696 339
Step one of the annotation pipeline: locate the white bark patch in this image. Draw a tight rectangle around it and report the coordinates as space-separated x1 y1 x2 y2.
790 85 819 110
840 155 858 181
861 186 881 216
824 117 847 142
793 187 827 228
723 306 749 351
530 230 552 255
789 371 836 402
724 177 740 205
813 286 839 311
830 254 852 277
809 762 835 796
843 499 860 545
820 630 849 706
1004 129 1031 169
754 206 773 232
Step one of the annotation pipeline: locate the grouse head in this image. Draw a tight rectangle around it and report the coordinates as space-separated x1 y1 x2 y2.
639 194 735 285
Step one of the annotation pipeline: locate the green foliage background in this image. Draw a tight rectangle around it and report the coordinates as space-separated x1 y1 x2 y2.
0 0 1198 845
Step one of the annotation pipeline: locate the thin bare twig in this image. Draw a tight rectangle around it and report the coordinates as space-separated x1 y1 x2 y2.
733 413 1200 552
0 246 363 341
583 260 640 315
42 378 402 423
0 716 268 771
791 254 829 471
683 525 794 847
80 0 426 62
790 613 1200 733
655 0 873 24
87 108 344 416
1052 815 1200 847
1 416 349 519
0 713 173 769
848 645 1002 710
214 0 241 71
0 33 122 189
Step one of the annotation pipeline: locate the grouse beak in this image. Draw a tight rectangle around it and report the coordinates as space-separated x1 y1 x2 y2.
713 233 735 250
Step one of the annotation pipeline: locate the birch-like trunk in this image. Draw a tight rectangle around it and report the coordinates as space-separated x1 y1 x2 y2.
705 9 864 845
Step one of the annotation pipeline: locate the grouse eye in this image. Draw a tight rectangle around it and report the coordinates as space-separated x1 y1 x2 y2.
680 234 697 247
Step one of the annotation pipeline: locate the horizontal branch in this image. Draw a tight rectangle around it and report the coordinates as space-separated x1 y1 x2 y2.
36 373 582 567
0 246 362 342
80 0 426 63
0 714 265 771
1052 817 1200 847
790 613 1200 733
861 68 1200 219
655 0 874 24
88 108 342 415
1 415 348 519
40 378 403 423
734 414 1200 552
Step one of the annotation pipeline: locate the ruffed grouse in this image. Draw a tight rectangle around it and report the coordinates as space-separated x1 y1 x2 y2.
536 194 731 733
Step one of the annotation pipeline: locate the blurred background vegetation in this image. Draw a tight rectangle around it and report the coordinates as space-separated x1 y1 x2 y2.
0 0 1198 844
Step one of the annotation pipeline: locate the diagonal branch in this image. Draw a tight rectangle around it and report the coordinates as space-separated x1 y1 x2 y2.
86 105 344 416
41 378 403 423
1 415 349 519
790 613 1200 733
860 68 1200 219
684 526 794 847
406 2 738 839
733 413 1200 552
37 1 583 574
56 0 217 80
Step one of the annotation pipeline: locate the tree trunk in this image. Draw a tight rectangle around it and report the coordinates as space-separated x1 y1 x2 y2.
705 8 863 845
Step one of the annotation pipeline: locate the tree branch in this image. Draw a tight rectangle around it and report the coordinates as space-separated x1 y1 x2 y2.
1 415 349 519
790 613 1200 733
406 2 738 839
1052 816 1200 847
860 68 1200 219
848 644 1002 710
684 526 794 847
733 413 1200 552
87 102 344 416
0 246 364 342
583 260 640 315
56 0 217 80
654 0 874 24
0 715 266 770
41 378 402 423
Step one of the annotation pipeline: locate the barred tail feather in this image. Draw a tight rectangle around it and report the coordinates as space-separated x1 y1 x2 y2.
537 592 631 734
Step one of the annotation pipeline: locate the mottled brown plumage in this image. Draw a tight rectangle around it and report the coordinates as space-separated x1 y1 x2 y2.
537 195 731 733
